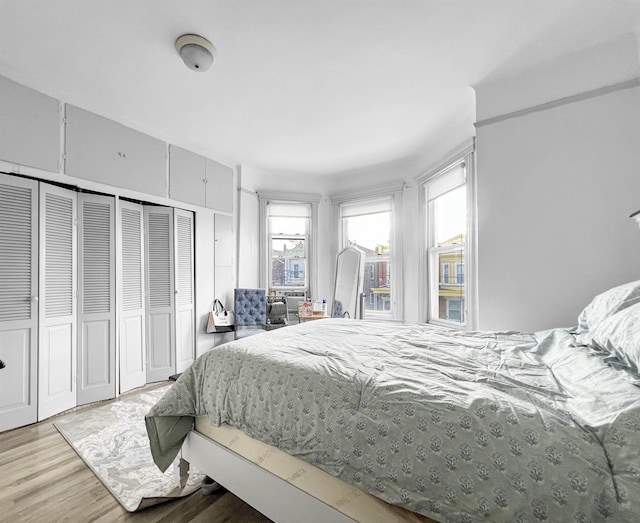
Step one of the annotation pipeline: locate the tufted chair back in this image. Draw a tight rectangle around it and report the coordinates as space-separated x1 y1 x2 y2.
234 288 267 338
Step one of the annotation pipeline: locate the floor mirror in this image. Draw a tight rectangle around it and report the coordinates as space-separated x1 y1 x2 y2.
332 246 366 319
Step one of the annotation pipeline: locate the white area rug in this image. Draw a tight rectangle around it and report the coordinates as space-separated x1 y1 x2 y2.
54 385 203 511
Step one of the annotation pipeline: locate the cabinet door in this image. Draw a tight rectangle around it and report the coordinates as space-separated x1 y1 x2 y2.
174 209 195 373
77 193 115 405
119 200 146 393
0 174 38 432
169 145 206 207
66 105 167 197
144 206 175 382
213 213 234 344
205 158 233 213
38 183 77 421
0 77 60 172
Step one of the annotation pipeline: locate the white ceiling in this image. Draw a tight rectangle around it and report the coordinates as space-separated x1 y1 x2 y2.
1 1 639 177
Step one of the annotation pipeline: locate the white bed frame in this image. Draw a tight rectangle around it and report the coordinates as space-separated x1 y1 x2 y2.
179 430 355 523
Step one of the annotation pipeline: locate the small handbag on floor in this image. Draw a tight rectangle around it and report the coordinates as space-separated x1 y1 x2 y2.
206 299 235 332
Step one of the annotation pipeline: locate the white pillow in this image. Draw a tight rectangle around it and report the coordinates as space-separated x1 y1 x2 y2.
589 302 640 372
588 302 640 371
577 280 640 333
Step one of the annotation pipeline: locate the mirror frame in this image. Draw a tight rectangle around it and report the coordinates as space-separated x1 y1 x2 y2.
332 246 366 319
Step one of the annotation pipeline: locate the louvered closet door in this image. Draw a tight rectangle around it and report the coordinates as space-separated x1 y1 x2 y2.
0 174 38 432
77 193 115 405
144 206 175 382
38 183 77 420
119 200 146 393
174 209 195 373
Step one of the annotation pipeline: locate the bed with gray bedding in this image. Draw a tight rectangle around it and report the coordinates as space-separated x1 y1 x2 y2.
146 281 640 522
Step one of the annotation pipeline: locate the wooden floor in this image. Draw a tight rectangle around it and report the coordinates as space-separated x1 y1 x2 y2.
0 385 272 523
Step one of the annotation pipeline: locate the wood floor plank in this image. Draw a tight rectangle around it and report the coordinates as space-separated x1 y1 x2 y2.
0 385 272 523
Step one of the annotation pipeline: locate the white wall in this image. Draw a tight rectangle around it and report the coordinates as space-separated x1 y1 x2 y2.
475 38 640 332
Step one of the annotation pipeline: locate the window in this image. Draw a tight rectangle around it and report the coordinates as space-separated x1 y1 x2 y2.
441 263 450 284
268 203 309 290
340 198 393 318
446 298 463 322
425 161 468 326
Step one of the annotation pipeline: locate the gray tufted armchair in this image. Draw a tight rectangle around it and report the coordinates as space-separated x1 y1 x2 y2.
234 288 267 339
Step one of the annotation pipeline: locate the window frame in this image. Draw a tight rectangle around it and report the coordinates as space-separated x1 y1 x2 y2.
332 187 403 321
258 192 320 299
417 139 477 329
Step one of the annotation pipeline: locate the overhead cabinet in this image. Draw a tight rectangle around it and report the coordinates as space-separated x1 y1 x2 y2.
169 145 233 213
205 158 233 213
65 105 167 197
0 77 60 172
169 146 206 207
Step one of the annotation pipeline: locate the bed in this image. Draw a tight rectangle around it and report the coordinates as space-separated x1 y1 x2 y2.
146 280 640 522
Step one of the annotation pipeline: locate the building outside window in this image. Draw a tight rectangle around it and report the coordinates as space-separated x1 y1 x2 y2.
340 198 393 317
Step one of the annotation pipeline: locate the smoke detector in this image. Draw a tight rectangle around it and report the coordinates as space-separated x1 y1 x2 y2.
175 34 216 72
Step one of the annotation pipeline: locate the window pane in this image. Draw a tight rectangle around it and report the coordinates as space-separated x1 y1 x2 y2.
364 259 391 312
344 211 390 252
272 238 306 258
270 216 307 235
446 299 463 322
343 210 391 316
434 248 465 323
434 185 466 246
271 258 306 287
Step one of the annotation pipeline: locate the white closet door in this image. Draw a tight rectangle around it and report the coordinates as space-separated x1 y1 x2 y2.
174 209 195 373
119 200 146 393
0 174 38 432
144 206 175 382
38 183 77 420
77 193 115 405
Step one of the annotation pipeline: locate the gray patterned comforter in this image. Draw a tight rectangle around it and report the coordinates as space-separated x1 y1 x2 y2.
146 319 640 522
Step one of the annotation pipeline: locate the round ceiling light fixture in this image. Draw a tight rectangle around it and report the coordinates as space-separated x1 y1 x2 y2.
175 34 216 72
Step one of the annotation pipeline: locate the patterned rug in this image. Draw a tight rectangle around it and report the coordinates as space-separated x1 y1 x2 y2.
54 385 204 511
